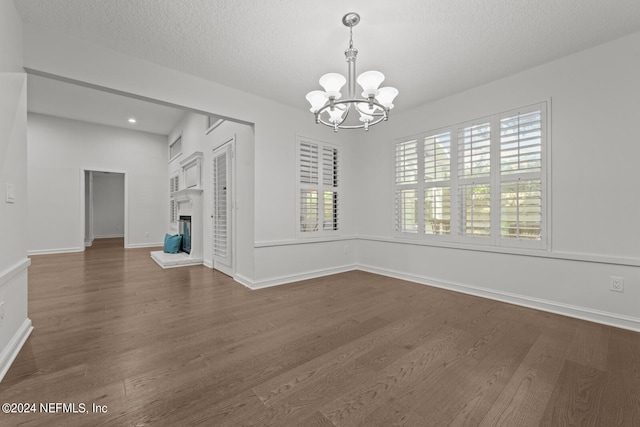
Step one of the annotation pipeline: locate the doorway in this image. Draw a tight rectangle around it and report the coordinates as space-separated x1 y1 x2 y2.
83 170 126 248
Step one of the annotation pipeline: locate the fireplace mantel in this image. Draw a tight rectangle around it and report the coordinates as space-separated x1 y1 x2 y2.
172 188 203 204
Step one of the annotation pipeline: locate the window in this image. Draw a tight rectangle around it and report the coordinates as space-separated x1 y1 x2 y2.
297 137 339 236
394 103 547 249
169 136 182 162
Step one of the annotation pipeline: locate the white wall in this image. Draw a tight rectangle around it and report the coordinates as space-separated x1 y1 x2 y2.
22 25 354 286
354 31 640 330
27 114 168 253
20 20 640 329
0 0 32 381
92 172 125 238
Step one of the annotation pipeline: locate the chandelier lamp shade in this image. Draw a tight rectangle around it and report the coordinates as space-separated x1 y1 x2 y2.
306 12 398 131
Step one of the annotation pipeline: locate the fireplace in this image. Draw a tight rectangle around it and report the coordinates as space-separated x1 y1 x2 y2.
179 215 192 254
151 186 203 269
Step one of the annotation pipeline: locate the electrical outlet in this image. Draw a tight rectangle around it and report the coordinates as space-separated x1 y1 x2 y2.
343 245 348 254
610 276 624 293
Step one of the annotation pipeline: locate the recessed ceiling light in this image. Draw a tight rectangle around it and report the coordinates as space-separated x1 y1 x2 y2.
128 118 137 123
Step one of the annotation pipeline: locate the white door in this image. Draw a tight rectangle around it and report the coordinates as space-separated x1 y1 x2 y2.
212 142 232 273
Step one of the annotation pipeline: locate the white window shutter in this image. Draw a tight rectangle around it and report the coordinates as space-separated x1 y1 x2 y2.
457 122 491 239
424 132 451 235
297 137 339 236
395 140 418 185
458 122 491 179
499 106 545 242
299 141 319 185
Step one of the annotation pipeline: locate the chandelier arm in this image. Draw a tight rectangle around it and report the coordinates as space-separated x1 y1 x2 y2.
317 98 389 117
316 114 387 130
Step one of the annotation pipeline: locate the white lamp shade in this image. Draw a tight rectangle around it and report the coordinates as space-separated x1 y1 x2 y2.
319 73 346 99
326 104 346 124
306 90 327 113
357 102 378 115
357 71 385 97
358 112 374 123
377 87 399 109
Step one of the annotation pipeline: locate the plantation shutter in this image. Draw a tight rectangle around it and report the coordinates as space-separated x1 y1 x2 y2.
322 146 338 231
394 140 419 233
424 132 451 235
300 141 319 185
458 122 491 238
212 145 231 267
499 106 544 241
298 138 339 235
299 141 319 233
169 175 179 223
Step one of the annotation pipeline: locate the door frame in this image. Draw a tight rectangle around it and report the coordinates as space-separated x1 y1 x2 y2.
79 168 128 248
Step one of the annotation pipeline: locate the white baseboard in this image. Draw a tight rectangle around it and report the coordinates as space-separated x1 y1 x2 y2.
93 234 125 239
27 247 84 256
358 264 640 333
203 259 213 268
235 264 358 290
0 318 33 383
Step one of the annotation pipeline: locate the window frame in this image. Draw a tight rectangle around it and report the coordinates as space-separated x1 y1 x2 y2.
393 102 549 250
296 135 340 238
169 135 183 163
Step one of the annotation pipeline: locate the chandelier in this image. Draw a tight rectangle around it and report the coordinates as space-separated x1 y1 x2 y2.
306 12 398 132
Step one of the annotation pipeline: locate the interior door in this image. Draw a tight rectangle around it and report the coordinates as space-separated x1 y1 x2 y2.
212 142 232 273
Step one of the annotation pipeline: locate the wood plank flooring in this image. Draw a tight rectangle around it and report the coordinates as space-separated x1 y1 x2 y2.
2 237 640 426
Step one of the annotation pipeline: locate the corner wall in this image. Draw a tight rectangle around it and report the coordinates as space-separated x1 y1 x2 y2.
0 0 32 381
354 31 640 331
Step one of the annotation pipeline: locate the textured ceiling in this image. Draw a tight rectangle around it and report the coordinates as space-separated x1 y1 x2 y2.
14 0 640 113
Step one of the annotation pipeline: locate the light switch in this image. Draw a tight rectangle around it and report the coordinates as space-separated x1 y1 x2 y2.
6 183 15 203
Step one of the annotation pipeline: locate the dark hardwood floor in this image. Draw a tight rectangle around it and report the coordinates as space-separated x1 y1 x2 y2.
2 238 640 426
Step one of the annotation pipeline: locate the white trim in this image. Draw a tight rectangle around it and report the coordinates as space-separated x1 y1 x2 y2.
205 117 225 134
0 258 31 288
0 318 33 383
126 242 163 249
235 264 358 290
203 259 213 268
255 235 358 248
93 234 125 239
359 235 640 267
357 263 640 332
28 247 84 256
253 235 638 267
